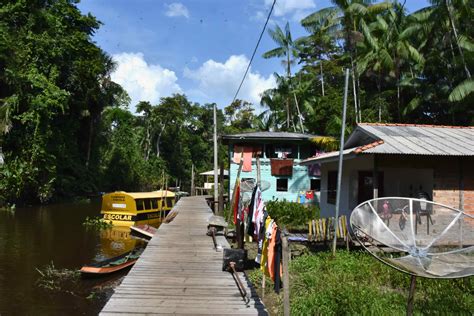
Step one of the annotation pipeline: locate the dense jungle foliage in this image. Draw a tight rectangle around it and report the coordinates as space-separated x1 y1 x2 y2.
0 0 473 205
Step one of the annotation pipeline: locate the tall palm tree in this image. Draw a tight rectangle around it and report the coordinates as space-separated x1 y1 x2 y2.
357 4 424 120
300 7 340 97
262 22 299 129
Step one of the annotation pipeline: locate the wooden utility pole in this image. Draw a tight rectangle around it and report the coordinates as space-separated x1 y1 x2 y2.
191 164 195 196
218 161 224 216
213 104 218 213
333 68 349 256
282 236 290 316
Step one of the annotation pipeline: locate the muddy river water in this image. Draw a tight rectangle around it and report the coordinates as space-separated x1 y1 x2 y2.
0 200 148 315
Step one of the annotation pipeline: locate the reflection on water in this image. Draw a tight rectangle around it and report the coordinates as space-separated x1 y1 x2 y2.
0 200 153 315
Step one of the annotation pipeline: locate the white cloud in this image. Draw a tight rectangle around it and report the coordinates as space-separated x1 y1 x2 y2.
261 0 316 21
165 3 190 18
183 55 276 107
111 52 182 112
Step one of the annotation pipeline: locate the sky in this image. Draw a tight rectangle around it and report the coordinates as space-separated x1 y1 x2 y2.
77 0 429 113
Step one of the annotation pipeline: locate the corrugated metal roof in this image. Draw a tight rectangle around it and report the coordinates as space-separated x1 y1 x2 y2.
300 123 474 165
222 131 315 142
223 131 314 139
359 124 474 155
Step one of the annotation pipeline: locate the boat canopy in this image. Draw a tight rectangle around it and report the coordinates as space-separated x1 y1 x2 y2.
110 191 175 199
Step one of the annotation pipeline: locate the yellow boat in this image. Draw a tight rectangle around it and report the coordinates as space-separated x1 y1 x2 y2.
101 191 175 227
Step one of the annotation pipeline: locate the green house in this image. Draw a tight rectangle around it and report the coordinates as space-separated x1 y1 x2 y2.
222 132 321 204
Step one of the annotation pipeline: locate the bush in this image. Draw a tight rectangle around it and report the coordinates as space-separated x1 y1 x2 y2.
266 199 319 228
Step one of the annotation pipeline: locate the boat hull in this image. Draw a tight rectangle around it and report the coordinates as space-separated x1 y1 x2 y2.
80 248 143 278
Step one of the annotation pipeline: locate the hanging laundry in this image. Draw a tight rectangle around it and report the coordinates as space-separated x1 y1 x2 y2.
251 186 264 237
305 190 314 200
260 217 274 276
255 211 268 264
242 147 253 172
247 185 258 236
308 163 321 176
273 228 282 293
298 192 306 204
233 181 240 224
267 224 280 281
233 145 243 164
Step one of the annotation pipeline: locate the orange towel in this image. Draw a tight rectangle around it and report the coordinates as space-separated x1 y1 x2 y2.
242 147 253 172
233 146 243 164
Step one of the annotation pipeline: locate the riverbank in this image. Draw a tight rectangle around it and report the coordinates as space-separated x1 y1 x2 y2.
247 249 473 315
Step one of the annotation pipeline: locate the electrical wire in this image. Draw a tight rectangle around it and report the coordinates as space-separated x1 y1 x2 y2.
231 0 276 104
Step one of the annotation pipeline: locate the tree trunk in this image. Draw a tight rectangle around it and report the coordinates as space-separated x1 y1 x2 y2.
156 124 165 158
446 0 471 78
351 64 358 124
144 124 151 161
320 61 325 96
85 115 93 168
287 51 291 130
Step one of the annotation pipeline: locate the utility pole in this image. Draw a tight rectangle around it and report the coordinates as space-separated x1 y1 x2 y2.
333 68 349 256
191 164 195 196
213 104 218 213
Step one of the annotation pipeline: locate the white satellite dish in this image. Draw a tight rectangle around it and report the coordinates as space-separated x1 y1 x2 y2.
350 197 474 314
239 178 271 204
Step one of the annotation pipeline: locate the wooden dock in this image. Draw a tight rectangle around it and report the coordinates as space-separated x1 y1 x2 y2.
101 196 267 315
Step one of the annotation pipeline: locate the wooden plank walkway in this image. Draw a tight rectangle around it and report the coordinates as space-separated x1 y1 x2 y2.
101 196 267 315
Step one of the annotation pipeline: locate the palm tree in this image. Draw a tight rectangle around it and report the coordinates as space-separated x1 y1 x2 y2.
262 22 299 129
300 7 340 97
357 4 424 120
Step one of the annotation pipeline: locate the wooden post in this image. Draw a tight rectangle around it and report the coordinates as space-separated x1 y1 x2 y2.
218 161 224 216
213 104 218 213
373 155 379 199
256 156 261 186
459 158 464 247
282 235 290 316
406 275 416 316
191 164 195 196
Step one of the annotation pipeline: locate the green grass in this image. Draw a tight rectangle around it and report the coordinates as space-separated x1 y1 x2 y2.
248 250 473 315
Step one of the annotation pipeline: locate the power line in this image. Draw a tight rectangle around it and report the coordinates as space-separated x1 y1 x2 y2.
231 0 276 105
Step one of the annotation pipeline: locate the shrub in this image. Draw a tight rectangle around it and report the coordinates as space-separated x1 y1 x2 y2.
266 199 319 228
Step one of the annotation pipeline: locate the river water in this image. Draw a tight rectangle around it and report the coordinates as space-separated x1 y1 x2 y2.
0 200 148 315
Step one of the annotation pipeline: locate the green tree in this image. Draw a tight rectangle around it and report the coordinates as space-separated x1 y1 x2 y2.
262 22 299 129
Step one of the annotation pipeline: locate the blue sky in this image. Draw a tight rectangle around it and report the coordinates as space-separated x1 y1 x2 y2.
77 0 429 112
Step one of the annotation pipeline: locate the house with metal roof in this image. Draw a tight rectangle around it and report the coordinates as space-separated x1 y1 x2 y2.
300 123 474 219
222 131 322 203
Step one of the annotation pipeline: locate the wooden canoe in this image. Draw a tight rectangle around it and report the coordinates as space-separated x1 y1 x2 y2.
80 248 143 277
130 224 157 239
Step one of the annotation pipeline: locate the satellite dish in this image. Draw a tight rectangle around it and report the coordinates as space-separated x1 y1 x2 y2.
350 197 474 314
240 178 270 192
239 179 271 204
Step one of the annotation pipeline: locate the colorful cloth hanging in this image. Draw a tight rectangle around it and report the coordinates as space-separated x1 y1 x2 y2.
233 146 243 164
232 181 240 225
242 147 253 172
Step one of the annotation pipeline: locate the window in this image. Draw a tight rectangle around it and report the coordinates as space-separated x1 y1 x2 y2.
136 199 144 211
327 171 337 204
144 199 152 210
151 199 158 209
276 178 288 192
310 179 321 191
166 197 174 208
